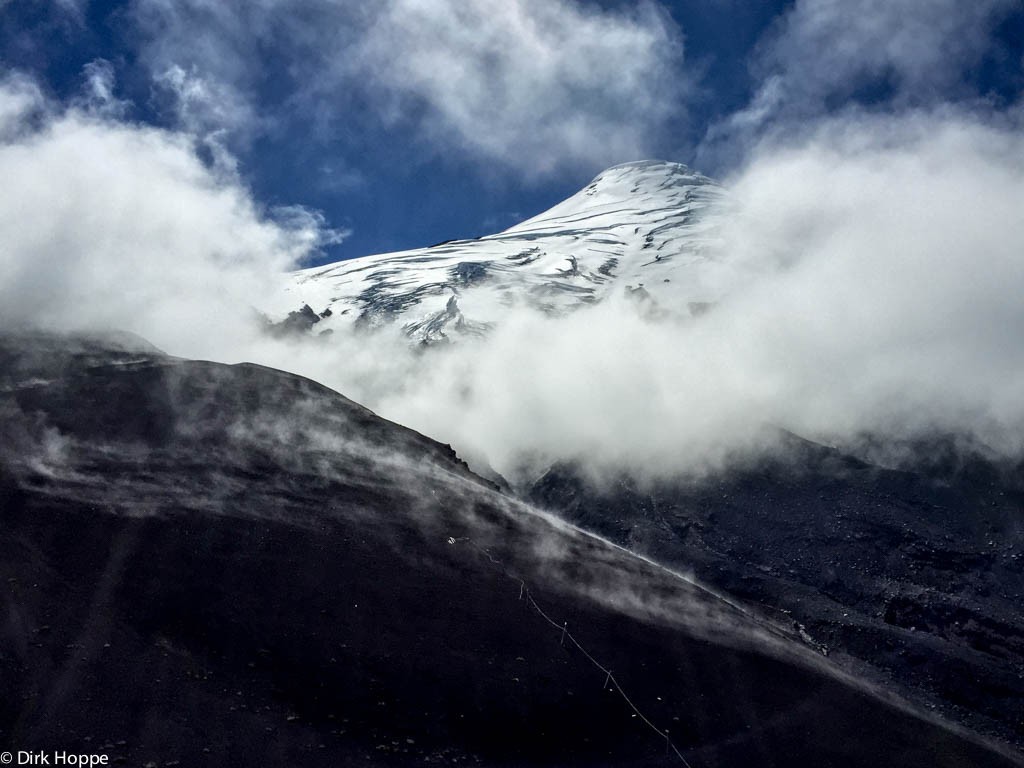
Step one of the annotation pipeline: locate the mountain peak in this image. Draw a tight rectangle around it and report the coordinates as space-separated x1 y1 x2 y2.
588 159 713 190
596 158 699 176
273 160 727 343
506 159 718 235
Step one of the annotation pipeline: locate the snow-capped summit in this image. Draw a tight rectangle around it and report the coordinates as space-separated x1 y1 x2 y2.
273 160 727 342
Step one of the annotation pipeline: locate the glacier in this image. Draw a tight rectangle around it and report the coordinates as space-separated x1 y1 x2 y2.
271 160 730 343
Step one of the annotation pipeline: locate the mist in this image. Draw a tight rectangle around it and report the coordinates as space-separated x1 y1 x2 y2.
361 112 1024 480
3 74 1024 482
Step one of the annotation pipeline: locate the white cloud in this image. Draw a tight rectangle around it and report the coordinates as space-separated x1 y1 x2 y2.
153 63 255 138
75 59 131 118
760 0 1015 105
4 66 1024 483
5 9 1024 484
128 0 688 177
349 0 686 176
0 75 337 359
350 112 1024 480
699 0 1019 168
151 63 261 175
269 204 352 264
8 64 1023 482
0 71 47 139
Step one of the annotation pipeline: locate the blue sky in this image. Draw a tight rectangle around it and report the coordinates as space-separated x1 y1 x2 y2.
1 0 1022 263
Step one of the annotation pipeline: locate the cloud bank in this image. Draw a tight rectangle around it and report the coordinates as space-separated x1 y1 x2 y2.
4 66 1024 481
0 73 329 357
373 114 1024 478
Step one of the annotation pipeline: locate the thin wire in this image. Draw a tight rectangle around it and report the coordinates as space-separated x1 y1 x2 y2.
527 589 694 767
462 539 695 767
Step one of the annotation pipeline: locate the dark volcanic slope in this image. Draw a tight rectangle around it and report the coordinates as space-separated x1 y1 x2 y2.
529 433 1024 752
0 333 1019 768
